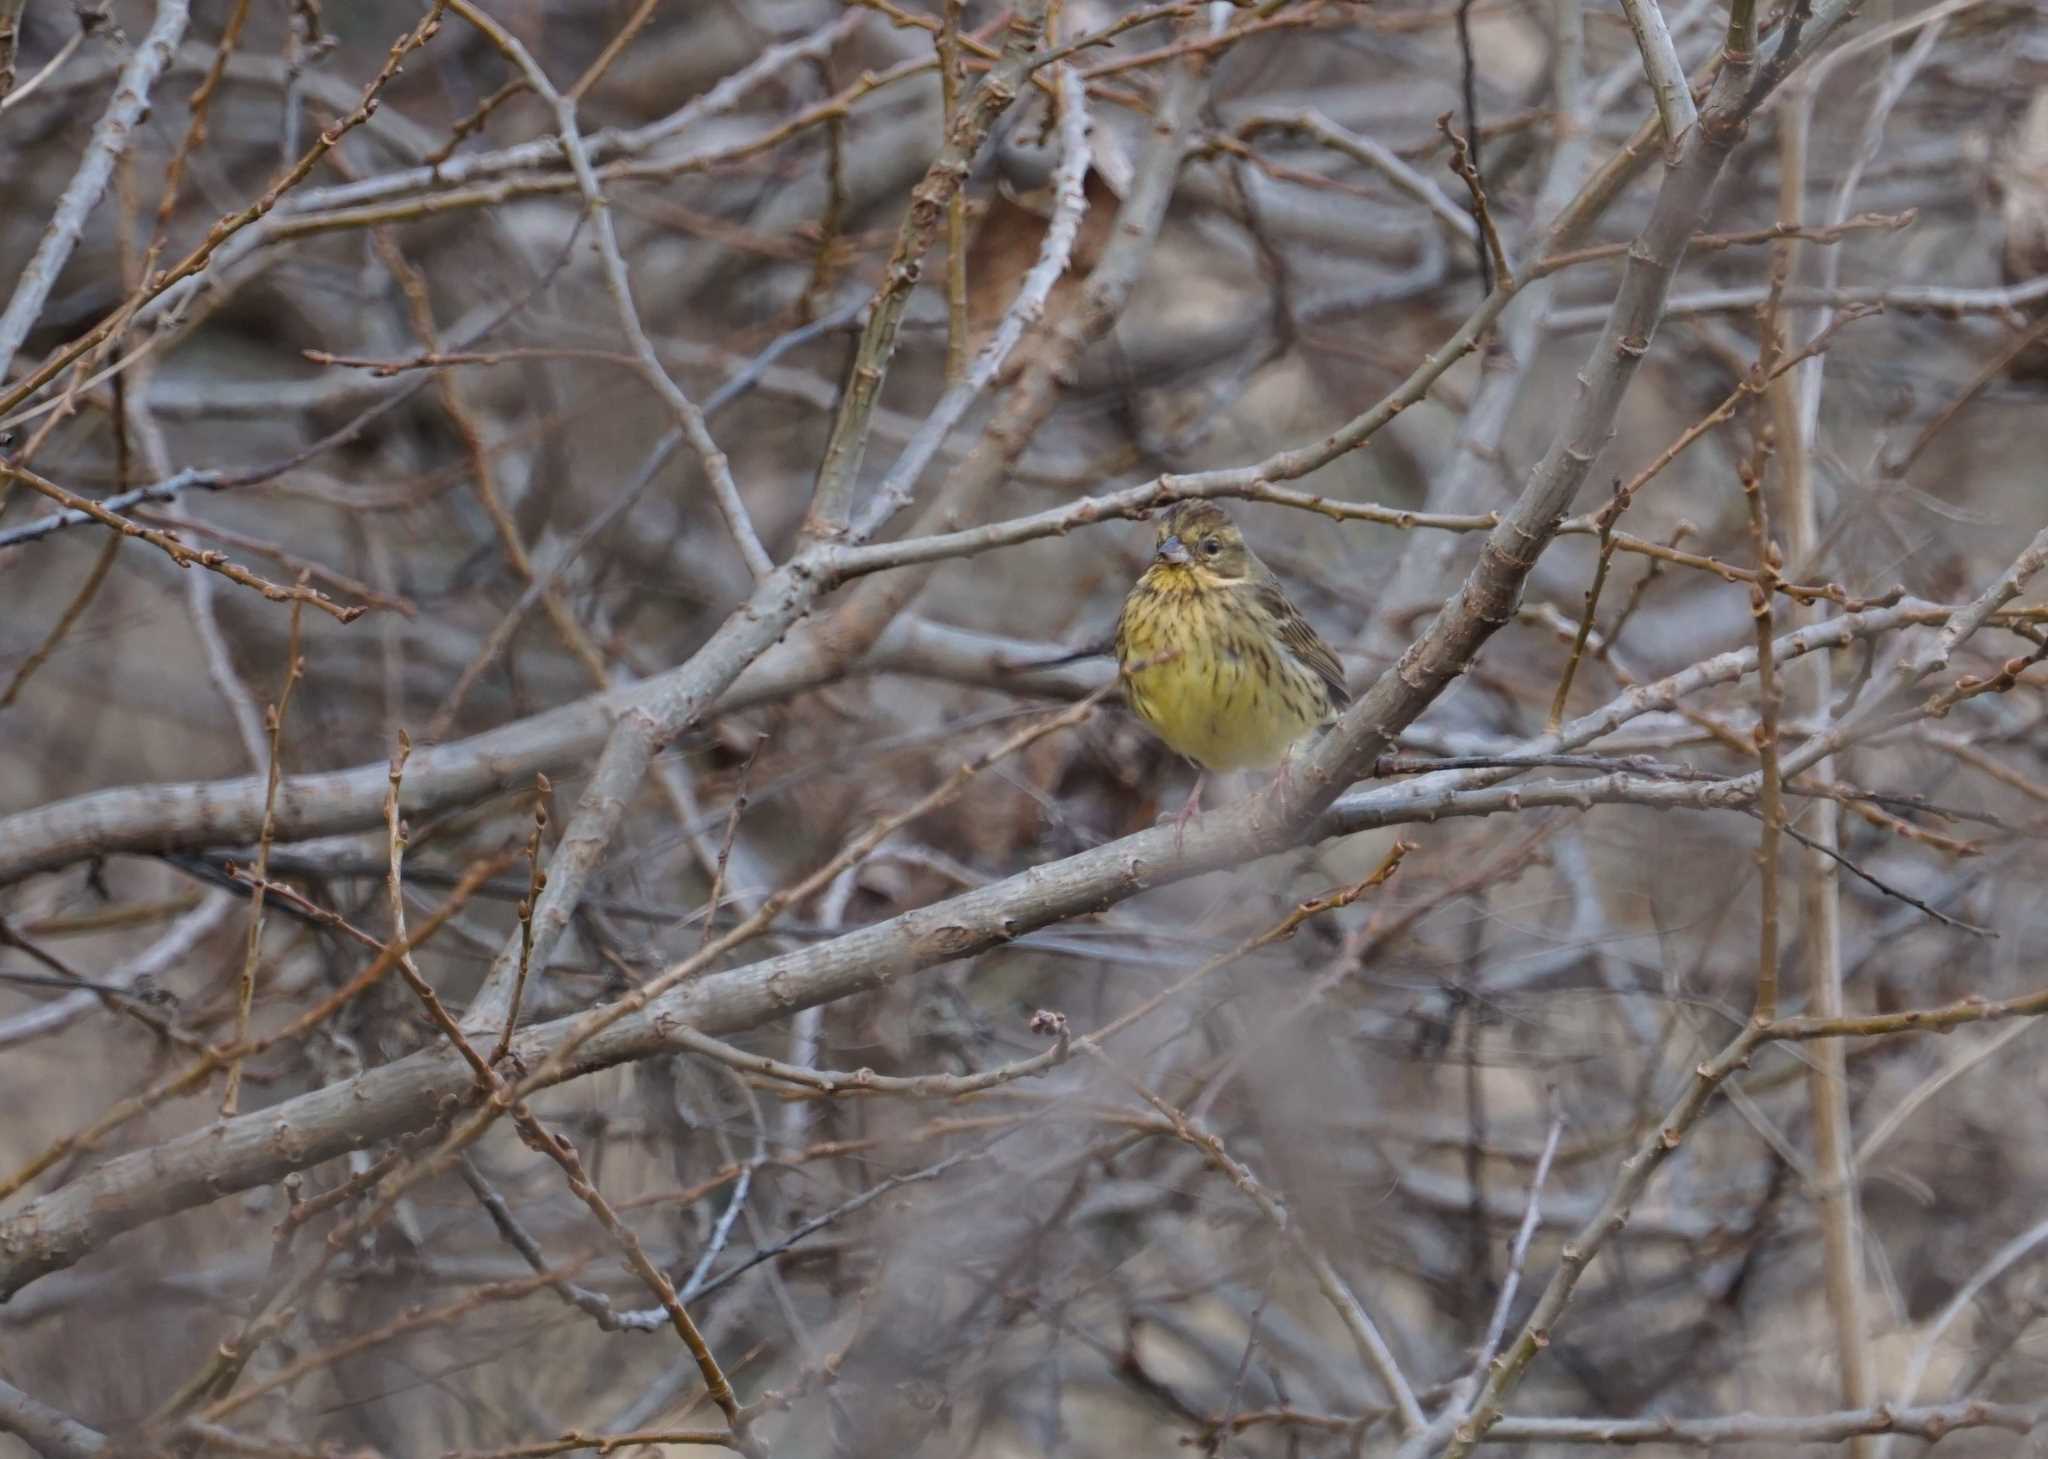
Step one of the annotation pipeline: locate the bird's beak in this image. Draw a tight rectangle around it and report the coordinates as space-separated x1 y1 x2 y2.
1155 535 1191 565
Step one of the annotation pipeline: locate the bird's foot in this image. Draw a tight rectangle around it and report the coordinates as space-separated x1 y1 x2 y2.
1253 758 1298 834
1168 775 1206 858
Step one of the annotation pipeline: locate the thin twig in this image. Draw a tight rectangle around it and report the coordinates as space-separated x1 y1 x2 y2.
1454 0 1488 290
491 777 551 1065
221 592 305 1115
699 738 763 953
1746 486 1784 1023
1437 111 1513 290
1907 526 2048 679
939 0 970 383
1473 1098 1564 1372
0 532 120 709
0 27 85 114
1238 109 1477 242
1494 1401 2041 1446
0 457 366 622
1547 484 1620 731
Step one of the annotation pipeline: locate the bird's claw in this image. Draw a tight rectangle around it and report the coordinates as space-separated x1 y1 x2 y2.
1168 777 1205 858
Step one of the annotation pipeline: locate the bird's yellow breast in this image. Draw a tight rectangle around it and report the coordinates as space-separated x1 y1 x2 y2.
1116 569 1331 772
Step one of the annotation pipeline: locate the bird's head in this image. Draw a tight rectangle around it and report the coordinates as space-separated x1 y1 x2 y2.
1150 501 1254 584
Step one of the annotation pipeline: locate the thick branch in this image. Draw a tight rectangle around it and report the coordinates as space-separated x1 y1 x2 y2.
0 1377 105 1459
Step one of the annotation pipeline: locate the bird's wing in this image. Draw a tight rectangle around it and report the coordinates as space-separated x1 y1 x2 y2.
1254 577 1351 711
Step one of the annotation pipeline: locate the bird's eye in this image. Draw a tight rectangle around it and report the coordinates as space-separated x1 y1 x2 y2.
1201 537 1222 556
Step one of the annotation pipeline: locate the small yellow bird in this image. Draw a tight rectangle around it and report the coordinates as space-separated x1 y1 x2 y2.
1114 501 1350 830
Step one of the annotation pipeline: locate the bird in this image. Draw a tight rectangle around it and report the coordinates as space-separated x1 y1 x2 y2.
1113 500 1350 840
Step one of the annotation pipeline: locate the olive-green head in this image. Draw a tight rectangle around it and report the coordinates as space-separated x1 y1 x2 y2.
1151 501 1255 582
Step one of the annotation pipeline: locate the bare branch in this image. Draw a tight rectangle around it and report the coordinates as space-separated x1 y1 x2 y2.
1617 0 1698 146
0 0 191 382
0 1376 105 1459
